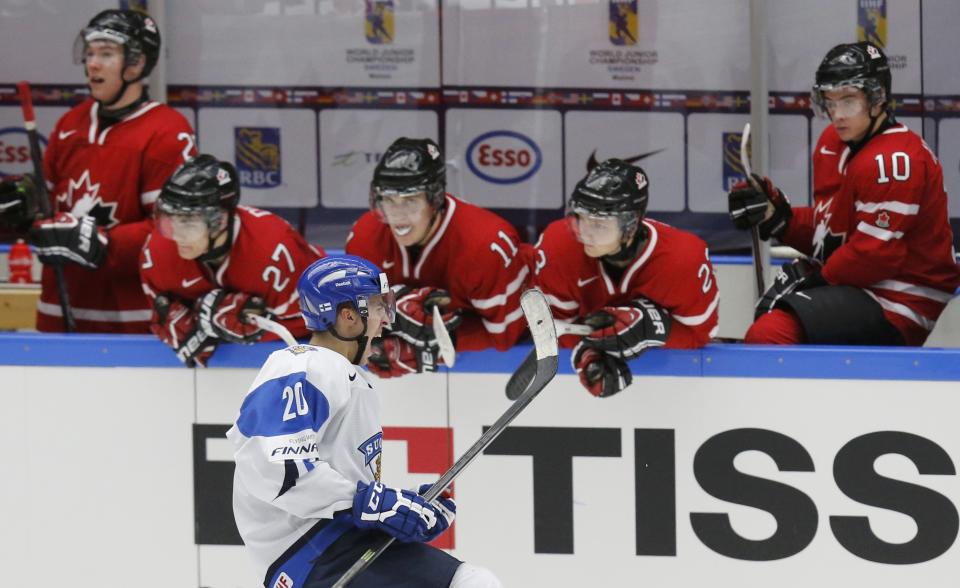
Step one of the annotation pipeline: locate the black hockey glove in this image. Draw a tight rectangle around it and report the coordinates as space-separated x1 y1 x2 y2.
755 258 828 318
150 295 218 367
572 341 632 398
196 289 267 344
580 298 671 360
728 174 793 241
0 174 40 231
366 335 439 378
390 285 462 349
28 213 108 269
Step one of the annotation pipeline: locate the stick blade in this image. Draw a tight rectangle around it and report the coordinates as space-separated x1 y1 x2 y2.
521 289 557 361
432 304 456 368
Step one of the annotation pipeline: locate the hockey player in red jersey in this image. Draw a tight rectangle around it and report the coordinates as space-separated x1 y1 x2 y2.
140 155 324 367
729 42 959 346
534 159 720 397
0 9 197 333
345 137 530 377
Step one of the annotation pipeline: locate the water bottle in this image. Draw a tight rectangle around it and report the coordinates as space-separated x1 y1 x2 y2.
8 238 34 284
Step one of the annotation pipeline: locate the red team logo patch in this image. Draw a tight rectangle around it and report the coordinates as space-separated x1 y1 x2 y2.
876 211 890 228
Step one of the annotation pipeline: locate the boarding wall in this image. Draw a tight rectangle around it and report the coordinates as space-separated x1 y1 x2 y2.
1 336 959 587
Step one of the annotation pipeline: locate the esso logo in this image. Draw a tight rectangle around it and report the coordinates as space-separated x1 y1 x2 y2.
466 130 542 185
0 128 46 178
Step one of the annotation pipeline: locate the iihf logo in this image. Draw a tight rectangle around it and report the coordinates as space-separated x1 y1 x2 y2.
721 131 748 191
235 127 282 189
365 0 394 45
857 0 887 48
608 0 638 46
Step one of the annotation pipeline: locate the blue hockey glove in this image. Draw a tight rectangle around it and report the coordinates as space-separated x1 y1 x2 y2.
352 480 456 543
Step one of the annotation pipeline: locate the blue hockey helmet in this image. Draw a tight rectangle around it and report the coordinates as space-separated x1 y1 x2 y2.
297 255 394 333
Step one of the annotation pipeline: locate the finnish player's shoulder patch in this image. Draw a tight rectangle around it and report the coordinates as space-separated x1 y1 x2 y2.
285 345 316 356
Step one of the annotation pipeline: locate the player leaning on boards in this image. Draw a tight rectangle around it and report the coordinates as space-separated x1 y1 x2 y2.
0 9 196 332
534 159 720 397
140 155 324 367
228 255 501 588
729 42 960 345
346 137 531 378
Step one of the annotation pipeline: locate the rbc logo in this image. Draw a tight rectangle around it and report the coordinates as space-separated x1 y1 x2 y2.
609 0 638 46
0 128 47 178
365 0 394 45
721 131 747 192
235 127 282 189
466 130 542 185
857 0 887 48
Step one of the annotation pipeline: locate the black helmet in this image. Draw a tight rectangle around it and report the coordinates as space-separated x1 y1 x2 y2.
74 9 161 80
159 154 240 214
370 137 445 210
812 42 891 115
570 158 649 219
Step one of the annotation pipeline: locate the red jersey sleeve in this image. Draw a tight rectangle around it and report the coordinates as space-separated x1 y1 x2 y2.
653 241 719 349
456 224 531 351
140 111 196 210
820 138 926 287
531 224 583 323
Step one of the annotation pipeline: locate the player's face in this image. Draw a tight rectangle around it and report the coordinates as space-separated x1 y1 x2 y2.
570 212 623 258
359 293 395 365
84 41 126 102
823 88 873 143
157 212 223 260
377 193 433 247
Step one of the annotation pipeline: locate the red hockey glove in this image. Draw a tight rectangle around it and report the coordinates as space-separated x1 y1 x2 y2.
0 174 39 230
29 213 108 269
582 298 671 360
196 289 267 344
728 174 792 240
150 295 218 367
367 335 439 378
572 341 632 398
391 286 462 349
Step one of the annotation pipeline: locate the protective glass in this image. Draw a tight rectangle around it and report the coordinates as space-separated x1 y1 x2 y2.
73 28 129 65
567 208 625 248
363 291 397 326
372 190 429 224
155 208 223 243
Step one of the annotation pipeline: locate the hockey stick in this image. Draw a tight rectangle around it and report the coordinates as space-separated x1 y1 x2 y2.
504 320 590 400
17 81 76 332
432 304 456 368
246 313 298 346
333 289 559 588
740 122 767 296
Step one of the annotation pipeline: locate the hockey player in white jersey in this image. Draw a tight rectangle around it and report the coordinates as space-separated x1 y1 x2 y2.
229 254 501 587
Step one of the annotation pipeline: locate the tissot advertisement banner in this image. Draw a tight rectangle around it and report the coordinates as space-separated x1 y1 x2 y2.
445 108 563 209
197 107 317 208
319 109 438 209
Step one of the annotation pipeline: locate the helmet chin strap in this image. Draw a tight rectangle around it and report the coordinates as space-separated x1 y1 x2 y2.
602 222 648 264
328 316 370 365
197 213 235 264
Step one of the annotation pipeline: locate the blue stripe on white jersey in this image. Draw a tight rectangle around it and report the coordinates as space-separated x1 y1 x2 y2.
235 371 331 439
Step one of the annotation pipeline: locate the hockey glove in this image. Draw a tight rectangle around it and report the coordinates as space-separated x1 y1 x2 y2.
755 257 828 318
572 341 632 398
352 480 455 543
150 295 218 367
367 335 439 378
581 298 671 360
28 213 108 269
0 174 39 231
391 286 462 349
196 289 267 344
728 174 793 240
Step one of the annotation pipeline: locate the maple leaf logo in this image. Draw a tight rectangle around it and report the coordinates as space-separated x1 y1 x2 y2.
56 169 119 229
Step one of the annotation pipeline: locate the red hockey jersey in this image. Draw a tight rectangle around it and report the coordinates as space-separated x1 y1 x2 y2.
346 195 531 351
781 122 960 345
37 98 196 333
140 206 325 340
533 218 719 349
